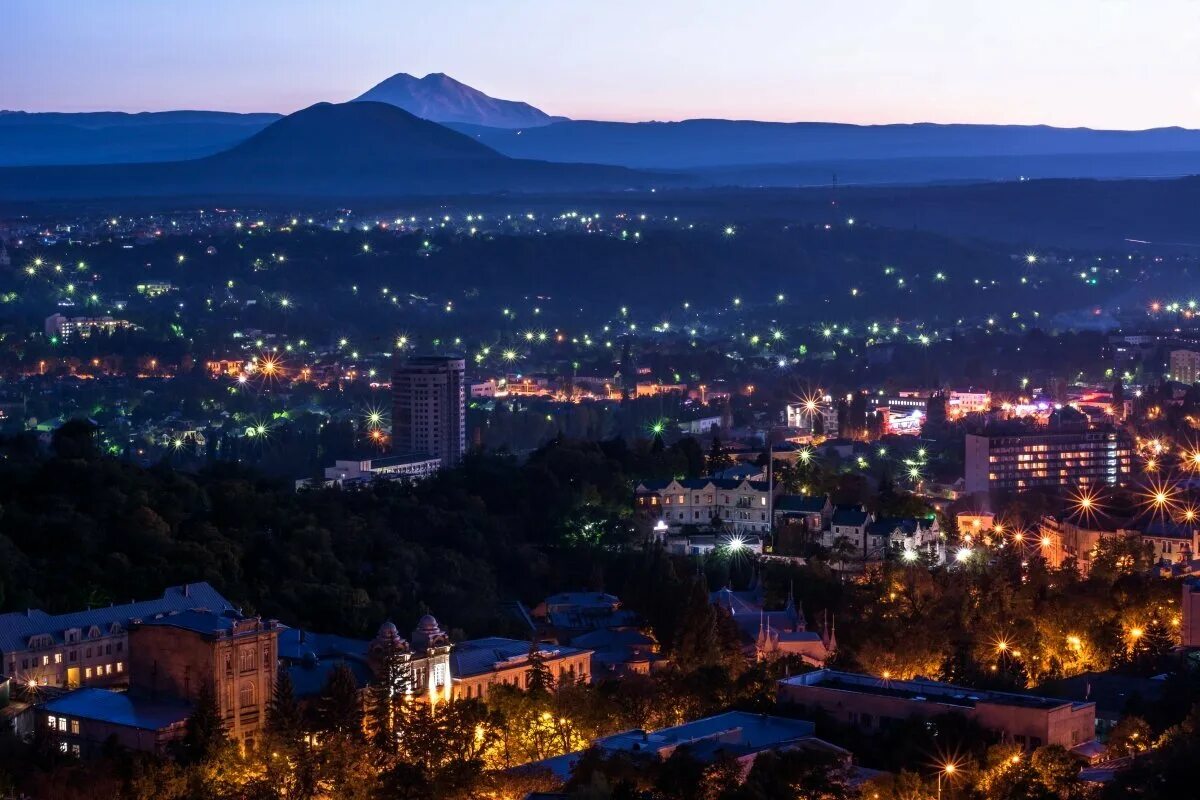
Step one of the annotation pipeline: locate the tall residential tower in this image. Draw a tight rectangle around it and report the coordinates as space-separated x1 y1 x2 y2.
391 356 465 467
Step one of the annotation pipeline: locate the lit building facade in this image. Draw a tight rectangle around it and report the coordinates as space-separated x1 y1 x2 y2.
43 313 135 341
1170 349 1200 384
391 356 466 467
779 669 1096 752
129 611 280 751
964 427 1132 495
449 637 592 701
297 454 443 490
1183 578 1200 649
635 478 778 534
0 583 234 689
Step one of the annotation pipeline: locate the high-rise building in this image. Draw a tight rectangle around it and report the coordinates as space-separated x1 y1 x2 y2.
1170 349 1200 384
1183 577 1200 649
964 426 1132 495
392 356 465 467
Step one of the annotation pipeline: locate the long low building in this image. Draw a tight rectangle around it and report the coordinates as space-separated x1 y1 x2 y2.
635 477 778 535
278 621 593 704
0 582 235 689
37 688 191 757
297 453 442 490
779 669 1096 753
520 711 847 782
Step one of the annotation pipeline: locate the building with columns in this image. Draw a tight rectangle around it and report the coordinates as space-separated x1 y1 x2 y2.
33 608 279 755
129 610 280 751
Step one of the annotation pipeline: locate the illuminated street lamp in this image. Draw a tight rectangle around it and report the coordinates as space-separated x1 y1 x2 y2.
938 762 958 800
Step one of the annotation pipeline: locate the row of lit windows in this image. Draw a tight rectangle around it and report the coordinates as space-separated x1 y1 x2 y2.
46 715 81 734
661 494 767 506
20 641 122 670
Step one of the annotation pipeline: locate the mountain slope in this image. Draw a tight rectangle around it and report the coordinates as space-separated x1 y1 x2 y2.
0 110 279 166
0 102 650 200
354 72 561 128
449 118 1200 169
220 100 501 164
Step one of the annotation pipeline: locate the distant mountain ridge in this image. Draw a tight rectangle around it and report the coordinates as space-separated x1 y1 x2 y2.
5 72 1200 187
353 72 563 129
0 101 650 200
0 109 282 166
448 118 1200 169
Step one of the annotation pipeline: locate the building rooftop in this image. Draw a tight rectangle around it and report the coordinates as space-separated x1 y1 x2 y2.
868 517 923 536
520 712 820 780
41 688 191 731
137 609 260 637
544 592 619 610
1034 671 1168 718
449 637 588 680
367 453 440 468
782 669 1089 712
775 495 828 514
600 711 815 752
832 508 870 527
277 627 369 662
0 582 234 654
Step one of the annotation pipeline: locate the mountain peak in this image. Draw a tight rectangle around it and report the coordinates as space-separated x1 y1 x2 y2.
219 101 502 165
353 72 563 129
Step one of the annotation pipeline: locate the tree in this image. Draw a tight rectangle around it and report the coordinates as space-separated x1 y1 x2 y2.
1105 705 1200 800
673 577 722 670
51 418 98 460
525 640 554 697
1106 715 1152 757
924 392 948 430
653 747 707 800
707 438 733 472
1139 616 1175 667
368 631 410 755
1030 745 1080 798
179 680 227 765
318 663 365 739
267 667 303 744
734 749 847 800
861 770 928 800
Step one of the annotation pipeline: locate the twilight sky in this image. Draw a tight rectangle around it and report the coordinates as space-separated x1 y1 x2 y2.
4 0 1199 128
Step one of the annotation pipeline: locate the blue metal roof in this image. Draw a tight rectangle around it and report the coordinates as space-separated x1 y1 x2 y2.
0 583 235 654
287 657 375 699
277 628 370 662
519 712 817 780
449 637 588 679
41 688 191 731
775 495 828 514
277 627 375 698
832 508 870 527
137 609 245 636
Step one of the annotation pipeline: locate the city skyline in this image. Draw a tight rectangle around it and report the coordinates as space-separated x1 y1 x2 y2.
5 0 1200 129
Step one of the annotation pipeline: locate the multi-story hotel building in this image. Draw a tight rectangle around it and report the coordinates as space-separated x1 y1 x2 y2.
391 356 466 468
1170 349 1200 384
43 313 135 342
964 426 1132 495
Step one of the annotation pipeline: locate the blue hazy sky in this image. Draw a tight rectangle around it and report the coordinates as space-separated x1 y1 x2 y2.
4 0 1199 128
